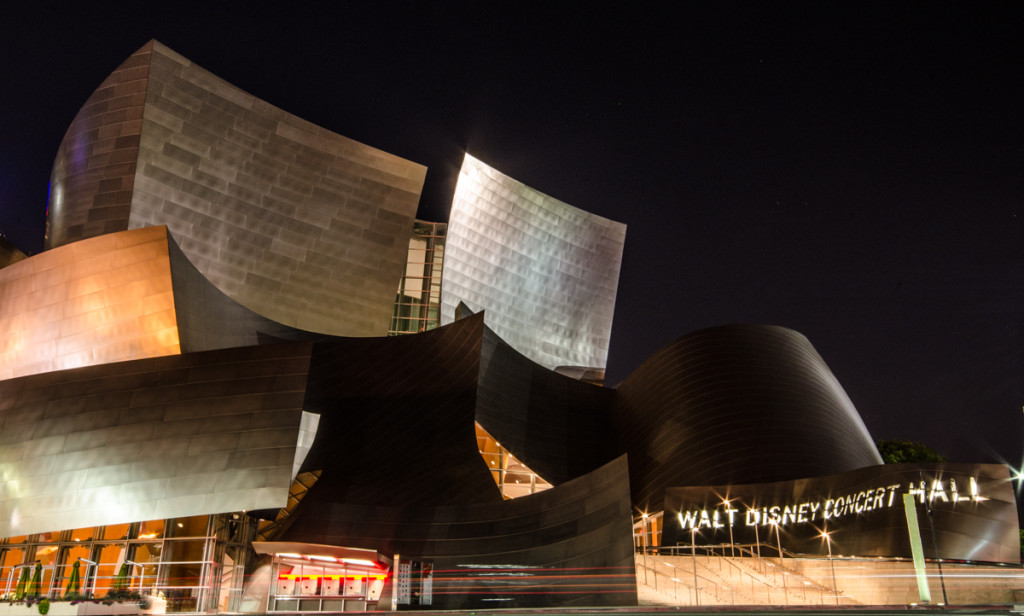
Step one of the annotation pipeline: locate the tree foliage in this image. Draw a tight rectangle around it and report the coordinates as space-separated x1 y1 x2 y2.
877 440 947 464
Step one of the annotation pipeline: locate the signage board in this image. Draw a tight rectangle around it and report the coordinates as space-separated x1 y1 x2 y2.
662 463 1020 562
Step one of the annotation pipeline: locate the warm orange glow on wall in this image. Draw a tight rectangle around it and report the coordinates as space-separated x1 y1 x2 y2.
0 226 181 380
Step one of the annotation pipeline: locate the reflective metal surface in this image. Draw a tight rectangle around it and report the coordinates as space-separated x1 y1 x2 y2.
0 236 27 269
46 40 426 337
0 342 313 538
616 324 884 511
441 154 626 370
0 226 180 380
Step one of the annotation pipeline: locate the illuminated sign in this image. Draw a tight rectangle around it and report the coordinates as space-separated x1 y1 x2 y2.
662 463 1020 562
677 477 988 531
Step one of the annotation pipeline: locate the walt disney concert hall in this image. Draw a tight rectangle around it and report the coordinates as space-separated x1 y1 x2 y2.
1 41 1019 612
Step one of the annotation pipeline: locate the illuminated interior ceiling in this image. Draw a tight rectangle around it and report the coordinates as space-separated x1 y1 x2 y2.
258 471 322 542
441 154 626 371
0 225 180 380
475 422 552 499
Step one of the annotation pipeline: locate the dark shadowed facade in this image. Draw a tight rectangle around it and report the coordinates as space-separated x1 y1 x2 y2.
1 41 1018 613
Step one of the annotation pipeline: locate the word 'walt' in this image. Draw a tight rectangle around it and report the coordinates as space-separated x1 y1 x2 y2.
677 477 987 531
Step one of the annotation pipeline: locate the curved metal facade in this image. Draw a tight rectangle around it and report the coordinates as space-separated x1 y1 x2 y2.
441 154 626 371
476 325 619 485
616 324 883 510
301 313 500 507
45 42 150 249
46 40 426 338
3 39 1017 613
280 456 637 609
0 226 180 381
0 342 314 538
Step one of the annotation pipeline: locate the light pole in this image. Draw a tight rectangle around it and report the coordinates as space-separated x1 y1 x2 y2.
722 498 735 557
640 513 648 585
690 527 700 606
753 520 761 559
770 521 787 605
822 531 839 606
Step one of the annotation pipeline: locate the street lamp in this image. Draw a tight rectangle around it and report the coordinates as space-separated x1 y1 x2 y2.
769 520 787 605
770 519 783 559
640 512 648 585
821 531 839 606
722 497 735 557
690 527 700 606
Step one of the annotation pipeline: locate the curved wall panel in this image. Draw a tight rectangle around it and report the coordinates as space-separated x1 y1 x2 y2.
0 342 313 538
616 324 883 510
0 226 180 381
45 42 151 249
165 233 322 353
441 154 626 370
0 236 28 269
476 325 618 485
281 456 637 609
301 314 500 507
46 40 426 338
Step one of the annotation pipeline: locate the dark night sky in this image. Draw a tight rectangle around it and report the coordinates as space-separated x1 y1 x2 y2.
1 3 1021 473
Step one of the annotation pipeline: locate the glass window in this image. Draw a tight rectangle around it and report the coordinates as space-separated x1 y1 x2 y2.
169 516 209 538
92 544 126 597
60 545 90 593
69 527 96 543
1 547 26 593
138 519 165 539
100 524 131 541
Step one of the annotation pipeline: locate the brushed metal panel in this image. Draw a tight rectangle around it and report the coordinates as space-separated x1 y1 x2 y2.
615 324 884 511
282 455 637 609
45 42 152 249
124 41 423 337
0 237 27 269
0 342 312 537
441 154 626 370
0 226 181 381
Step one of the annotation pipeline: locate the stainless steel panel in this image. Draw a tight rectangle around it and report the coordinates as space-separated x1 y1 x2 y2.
441 154 626 370
0 226 181 380
127 41 423 337
0 342 312 537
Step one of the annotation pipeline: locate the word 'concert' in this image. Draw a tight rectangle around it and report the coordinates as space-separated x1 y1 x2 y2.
677 477 987 531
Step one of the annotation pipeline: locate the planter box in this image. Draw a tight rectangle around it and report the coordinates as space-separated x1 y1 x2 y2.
0 599 158 616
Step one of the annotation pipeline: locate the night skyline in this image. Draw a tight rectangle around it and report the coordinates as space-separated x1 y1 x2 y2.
1 2 1021 471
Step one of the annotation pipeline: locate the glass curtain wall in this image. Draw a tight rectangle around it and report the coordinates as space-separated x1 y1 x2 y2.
0 513 254 612
389 221 446 335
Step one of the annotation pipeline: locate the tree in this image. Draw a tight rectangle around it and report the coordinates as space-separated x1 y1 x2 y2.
877 440 947 464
